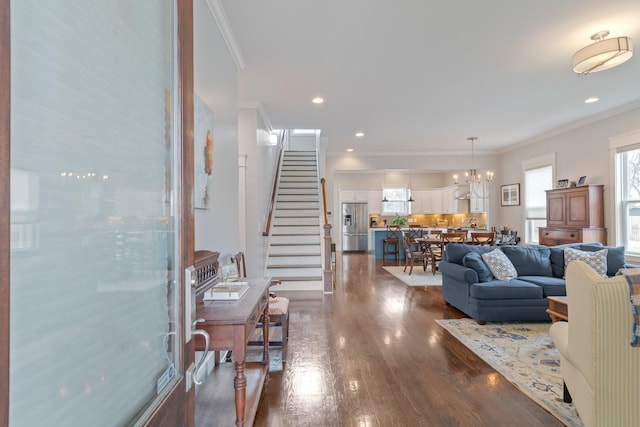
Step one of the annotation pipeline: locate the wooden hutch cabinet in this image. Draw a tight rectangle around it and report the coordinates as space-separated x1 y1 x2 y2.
539 184 607 246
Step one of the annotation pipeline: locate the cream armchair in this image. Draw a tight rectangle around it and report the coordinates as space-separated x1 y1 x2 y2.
550 260 640 427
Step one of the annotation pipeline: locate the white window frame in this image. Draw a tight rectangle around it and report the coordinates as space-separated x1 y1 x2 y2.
521 154 556 244
610 130 640 263
382 187 408 215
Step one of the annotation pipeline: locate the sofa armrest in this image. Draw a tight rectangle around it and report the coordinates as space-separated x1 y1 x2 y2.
440 261 479 285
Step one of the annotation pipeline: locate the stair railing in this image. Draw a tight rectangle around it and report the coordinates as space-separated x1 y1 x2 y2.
321 177 334 293
262 135 285 237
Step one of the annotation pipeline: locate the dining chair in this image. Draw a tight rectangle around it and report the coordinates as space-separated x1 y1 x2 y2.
470 232 495 246
441 231 467 244
423 239 443 275
402 232 428 275
408 224 423 240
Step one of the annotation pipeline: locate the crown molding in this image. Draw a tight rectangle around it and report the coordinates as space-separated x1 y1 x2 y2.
500 99 640 154
205 0 246 70
239 101 272 133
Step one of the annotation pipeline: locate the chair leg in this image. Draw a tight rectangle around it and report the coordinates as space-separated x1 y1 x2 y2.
282 311 289 363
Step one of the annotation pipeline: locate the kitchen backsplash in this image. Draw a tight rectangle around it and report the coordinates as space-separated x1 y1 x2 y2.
369 212 488 229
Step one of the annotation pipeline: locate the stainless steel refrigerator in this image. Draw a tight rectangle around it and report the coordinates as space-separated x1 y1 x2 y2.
342 202 368 251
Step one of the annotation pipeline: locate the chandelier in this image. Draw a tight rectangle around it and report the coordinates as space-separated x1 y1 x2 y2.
453 137 494 199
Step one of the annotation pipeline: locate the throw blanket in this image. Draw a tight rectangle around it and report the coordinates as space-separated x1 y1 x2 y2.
622 271 640 347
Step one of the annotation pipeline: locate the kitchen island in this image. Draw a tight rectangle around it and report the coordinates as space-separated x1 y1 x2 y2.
370 227 491 259
370 227 445 260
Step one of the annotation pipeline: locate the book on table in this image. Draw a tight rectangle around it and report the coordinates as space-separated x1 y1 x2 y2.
204 282 249 300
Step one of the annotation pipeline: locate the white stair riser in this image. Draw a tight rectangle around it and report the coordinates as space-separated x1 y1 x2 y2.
273 226 320 235
268 244 321 255
273 217 319 226
282 169 316 173
278 182 318 189
268 256 322 265
275 209 319 217
266 267 322 277
278 188 318 195
270 235 321 244
277 194 318 202
277 201 319 209
280 170 317 178
280 175 318 180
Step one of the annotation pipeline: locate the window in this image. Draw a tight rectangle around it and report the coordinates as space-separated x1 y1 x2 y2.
523 164 553 244
382 187 408 215
614 140 640 255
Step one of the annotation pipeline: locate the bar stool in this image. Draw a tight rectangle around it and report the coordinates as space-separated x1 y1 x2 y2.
383 225 401 262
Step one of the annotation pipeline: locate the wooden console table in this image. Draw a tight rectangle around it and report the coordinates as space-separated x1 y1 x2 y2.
194 279 270 427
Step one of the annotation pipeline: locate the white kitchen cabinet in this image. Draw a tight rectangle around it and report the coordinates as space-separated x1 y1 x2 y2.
441 185 470 213
409 190 424 213
367 190 382 214
340 190 368 202
469 182 486 213
355 190 369 201
340 190 355 202
430 189 443 213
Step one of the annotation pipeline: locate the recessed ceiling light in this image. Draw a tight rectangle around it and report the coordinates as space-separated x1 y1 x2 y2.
355 132 364 137
585 97 599 104
346 148 354 152
312 97 324 104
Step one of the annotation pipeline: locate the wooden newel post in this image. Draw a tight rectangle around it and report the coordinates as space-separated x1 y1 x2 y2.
323 224 333 293
320 178 334 293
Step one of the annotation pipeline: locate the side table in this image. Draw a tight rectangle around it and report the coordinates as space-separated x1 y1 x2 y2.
546 296 568 323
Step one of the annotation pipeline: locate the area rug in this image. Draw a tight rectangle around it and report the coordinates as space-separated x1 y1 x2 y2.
382 265 442 286
436 318 582 427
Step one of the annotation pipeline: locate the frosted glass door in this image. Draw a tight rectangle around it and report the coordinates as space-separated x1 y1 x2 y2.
10 2 182 426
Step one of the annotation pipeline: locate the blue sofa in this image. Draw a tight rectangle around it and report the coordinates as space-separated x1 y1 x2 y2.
439 242 630 323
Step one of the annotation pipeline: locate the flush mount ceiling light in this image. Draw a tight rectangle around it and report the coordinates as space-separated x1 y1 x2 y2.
572 30 633 75
312 97 324 104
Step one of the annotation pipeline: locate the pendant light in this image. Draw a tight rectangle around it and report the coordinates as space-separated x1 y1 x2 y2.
381 171 388 202
407 170 414 202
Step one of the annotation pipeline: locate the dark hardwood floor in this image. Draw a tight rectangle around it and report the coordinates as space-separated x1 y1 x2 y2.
252 252 565 426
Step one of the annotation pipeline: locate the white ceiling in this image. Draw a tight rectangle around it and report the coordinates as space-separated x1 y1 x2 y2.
217 0 640 156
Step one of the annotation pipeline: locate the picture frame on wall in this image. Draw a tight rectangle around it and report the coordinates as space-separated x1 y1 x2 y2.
557 179 569 188
500 183 520 206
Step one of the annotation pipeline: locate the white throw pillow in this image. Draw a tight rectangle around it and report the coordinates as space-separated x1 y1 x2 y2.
564 247 608 277
481 249 518 281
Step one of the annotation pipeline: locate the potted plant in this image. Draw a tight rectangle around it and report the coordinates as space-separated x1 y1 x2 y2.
391 213 408 227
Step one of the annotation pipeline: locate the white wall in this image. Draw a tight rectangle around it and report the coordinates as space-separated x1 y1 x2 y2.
193 0 239 260
238 107 280 277
496 106 640 242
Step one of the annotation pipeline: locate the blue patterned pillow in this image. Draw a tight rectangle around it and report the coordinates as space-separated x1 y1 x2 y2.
481 249 518 281
564 247 608 277
462 252 494 282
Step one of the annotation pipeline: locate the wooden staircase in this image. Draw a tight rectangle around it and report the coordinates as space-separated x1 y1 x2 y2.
266 151 323 291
